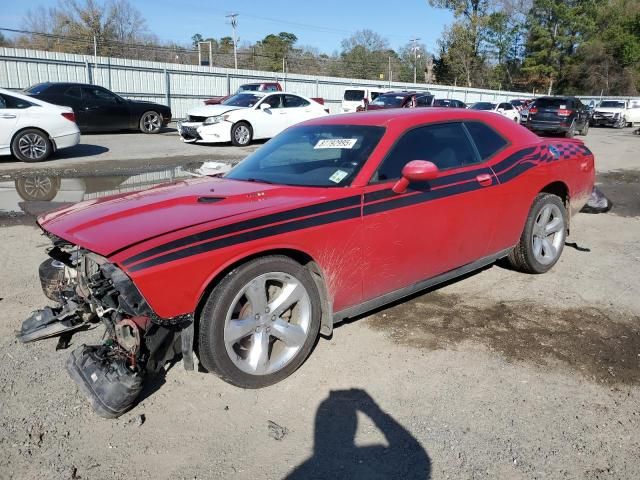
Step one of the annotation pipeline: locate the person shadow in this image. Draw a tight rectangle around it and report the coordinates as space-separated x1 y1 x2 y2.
285 389 431 480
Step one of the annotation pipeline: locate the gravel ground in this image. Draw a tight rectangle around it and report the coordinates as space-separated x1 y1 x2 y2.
0 127 639 480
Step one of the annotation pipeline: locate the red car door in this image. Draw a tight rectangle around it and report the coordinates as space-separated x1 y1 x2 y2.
360 121 503 301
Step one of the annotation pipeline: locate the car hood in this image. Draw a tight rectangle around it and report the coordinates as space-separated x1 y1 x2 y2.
187 105 246 117
37 177 335 257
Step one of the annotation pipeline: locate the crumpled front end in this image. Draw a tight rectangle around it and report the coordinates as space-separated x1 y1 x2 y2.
19 232 194 418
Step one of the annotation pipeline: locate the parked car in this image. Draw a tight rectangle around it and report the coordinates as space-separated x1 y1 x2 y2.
204 82 283 105
509 99 531 111
591 99 640 128
365 91 434 110
342 88 387 113
24 82 171 134
433 98 467 108
21 107 594 417
178 91 328 146
0 87 80 162
525 97 590 137
469 101 520 122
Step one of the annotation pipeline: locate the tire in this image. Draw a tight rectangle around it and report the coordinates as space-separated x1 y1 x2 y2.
614 116 625 129
579 120 589 136
198 255 322 388
230 121 253 147
139 111 162 134
564 121 576 138
507 193 566 274
11 129 52 162
15 176 60 201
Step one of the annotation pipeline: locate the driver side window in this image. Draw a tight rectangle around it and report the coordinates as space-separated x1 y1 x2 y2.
263 94 284 109
82 87 118 104
373 123 479 182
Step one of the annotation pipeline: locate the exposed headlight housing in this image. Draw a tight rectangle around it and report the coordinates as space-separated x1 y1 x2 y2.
203 115 228 125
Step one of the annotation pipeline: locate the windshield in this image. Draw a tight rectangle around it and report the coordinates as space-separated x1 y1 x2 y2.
370 94 406 107
344 90 365 101
237 84 261 92
221 93 263 107
470 102 496 110
599 101 626 108
510 100 524 107
225 125 385 187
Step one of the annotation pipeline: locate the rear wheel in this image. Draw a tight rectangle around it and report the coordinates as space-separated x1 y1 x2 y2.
11 129 52 162
231 122 253 146
198 255 322 388
564 121 576 138
139 111 162 134
508 193 566 274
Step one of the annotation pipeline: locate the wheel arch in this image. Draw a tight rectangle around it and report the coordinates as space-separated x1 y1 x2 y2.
193 247 334 342
10 126 55 153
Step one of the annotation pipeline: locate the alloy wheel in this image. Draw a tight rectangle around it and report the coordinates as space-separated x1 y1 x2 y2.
223 272 312 375
142 112 161 132
234 125 250 145
20 176 54 200
18 133 47 160
531 204 565 265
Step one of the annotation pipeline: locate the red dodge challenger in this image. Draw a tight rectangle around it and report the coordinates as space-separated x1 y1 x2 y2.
20 108 594 418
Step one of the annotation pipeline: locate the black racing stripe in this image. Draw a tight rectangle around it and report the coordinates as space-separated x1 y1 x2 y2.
364 167 491 205
123 195 361 266
491 147 537 173
364 180 480 216
496 162 536 183
128 206 361 272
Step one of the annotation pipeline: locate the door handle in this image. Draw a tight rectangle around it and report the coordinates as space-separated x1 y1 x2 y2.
0 113 17 119
476 173 493 186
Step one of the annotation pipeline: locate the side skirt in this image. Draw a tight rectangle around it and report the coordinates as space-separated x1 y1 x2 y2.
332 248 513 324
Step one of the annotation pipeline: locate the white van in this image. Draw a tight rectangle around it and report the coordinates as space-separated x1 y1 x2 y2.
342 88 387 113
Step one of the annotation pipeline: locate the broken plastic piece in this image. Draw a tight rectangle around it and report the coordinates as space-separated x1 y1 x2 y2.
17 305 86 343
66 344 143 419
581 186 612 214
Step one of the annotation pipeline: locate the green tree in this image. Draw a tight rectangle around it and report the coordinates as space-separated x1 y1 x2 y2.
255 32 298 71
339 30 390 80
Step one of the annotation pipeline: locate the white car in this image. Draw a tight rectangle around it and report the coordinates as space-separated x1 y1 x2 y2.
0 87 80 162
178 92 329 146
469 101 520 122
591 99 640 128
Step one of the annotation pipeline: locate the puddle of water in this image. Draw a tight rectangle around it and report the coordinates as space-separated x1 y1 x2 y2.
0 161 233 225
367 291 640 386
595 169 640 218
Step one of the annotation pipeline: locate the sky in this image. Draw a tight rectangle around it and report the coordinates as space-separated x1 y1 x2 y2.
0 0 455 54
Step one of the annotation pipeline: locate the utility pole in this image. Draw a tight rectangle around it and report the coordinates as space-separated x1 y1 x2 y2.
388 56 391 88
226 13 239 70
410 38 421 84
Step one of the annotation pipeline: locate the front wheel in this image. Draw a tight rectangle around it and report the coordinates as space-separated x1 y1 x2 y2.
230 121 253 146
198 256 322 388
139 111 162 134
507 193 566 274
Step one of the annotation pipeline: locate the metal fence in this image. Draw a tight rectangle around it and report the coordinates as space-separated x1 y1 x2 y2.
0 47 543 119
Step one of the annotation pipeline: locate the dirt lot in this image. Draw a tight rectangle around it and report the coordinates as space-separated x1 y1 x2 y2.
0 127 639 479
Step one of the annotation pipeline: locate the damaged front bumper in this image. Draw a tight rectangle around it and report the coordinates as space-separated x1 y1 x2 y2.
19 234 194 418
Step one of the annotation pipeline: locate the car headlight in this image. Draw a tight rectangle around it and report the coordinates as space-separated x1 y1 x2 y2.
203 115 227 125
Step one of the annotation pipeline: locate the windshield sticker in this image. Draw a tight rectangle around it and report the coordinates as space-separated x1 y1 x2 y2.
314 138 357 149
329 170 349 183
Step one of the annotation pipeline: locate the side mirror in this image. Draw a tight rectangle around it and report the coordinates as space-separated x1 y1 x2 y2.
392 160 439 194
260 103 271 110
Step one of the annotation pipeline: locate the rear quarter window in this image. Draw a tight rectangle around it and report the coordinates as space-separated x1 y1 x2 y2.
464 122 508 161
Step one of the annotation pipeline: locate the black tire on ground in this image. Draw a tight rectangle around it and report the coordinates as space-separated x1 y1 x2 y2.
507 193 567 274
15 176 60 201
198 255 322 388
11 129 52 162
564 121 576 138
230 121 253 147
579 120 589 136
139 110 162 134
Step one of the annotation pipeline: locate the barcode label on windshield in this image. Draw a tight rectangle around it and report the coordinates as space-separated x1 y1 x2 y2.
314 139 357 149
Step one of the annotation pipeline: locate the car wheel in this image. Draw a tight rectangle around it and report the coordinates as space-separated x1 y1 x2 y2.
564 121 576 138
614 116 625 129
11 129 52 162
231 122 253 147
507 193 566 274
139 111 162 134
198 255 322 388
579 120 589 136
15 176 59 201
